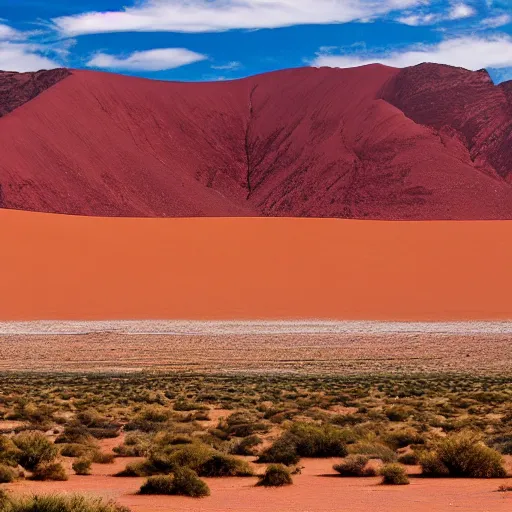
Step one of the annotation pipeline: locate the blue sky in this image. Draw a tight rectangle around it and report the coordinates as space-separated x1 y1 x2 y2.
0 0 511 83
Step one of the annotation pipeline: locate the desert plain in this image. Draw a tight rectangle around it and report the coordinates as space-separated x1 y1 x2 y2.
0 212 511 512
0 320 511 512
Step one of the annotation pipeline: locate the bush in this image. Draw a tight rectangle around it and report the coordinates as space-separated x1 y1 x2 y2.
31 462 68 481
289 423 348 458
380 463 410 485
0 493 130 512
115 460 156 477
173 400 207 412
139 475 175 495
0 464 18 483
60 444 94 458
0 436 21 467
398 452 419 465
383 429 424 449
258 423 348 466
91 451 115 464
172 468 210 497
420 432 506 478
55 427 95 445
13 432 58 471
198 454 253 477
73 457 92 475
333 455 376 477
137 405 171 423
257 464 293 487
384 406 411 422
231 435 262 456
349 442 397 463
150 443 215 473
140 469 210 497
258 437 300 466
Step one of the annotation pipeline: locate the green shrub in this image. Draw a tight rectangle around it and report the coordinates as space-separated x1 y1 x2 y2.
115 460 156 477
289 423 348 458
383 429 424 449
257 436 300 466
349 442 397 463
380 463 410 485
398 452 419 465
419 451 450 477
150 443 215 473
31 462 68 481
198 454 253 477
13 432 58 471
55 427 95 445
420 432 506 478
259 423 348 466
87 428 120 440
231 435 262 456
72 457 92 475
139 475 175 495
140 469 210 497
257 464 293 487
333 455 376 477
173 400 207 412
137 405 171 423
0 464 18 483
0 436 22 467
0 493 130 512
113 433 151 457
384 406 412 422
172 468 210 497
91 451 115 464
60 444 94 458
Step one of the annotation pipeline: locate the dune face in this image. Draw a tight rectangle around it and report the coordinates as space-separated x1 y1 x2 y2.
0 64 511 219
1 209 512 321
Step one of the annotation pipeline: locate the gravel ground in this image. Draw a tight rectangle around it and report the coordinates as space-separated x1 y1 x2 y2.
1 320 512 335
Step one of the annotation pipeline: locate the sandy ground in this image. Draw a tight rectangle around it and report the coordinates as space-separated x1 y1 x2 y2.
2 210 512 321
5 450 512 512
0 329 511 374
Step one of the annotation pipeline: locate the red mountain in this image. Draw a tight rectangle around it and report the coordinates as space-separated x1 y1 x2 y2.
1 64 511 219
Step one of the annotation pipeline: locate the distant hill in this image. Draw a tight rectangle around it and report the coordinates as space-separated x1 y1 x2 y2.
0 63 511 219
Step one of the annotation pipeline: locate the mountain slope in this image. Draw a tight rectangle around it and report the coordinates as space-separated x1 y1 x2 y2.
1 64 511 219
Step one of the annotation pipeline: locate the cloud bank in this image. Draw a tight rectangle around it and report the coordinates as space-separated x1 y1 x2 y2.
52 0 426 36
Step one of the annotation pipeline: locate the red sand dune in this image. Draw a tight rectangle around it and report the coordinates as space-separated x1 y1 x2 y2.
1 209 512 321
1 64 511 219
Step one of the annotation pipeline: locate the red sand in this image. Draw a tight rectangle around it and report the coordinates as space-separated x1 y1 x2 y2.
1 209 512 321
8 457 512 512
1 65 511 219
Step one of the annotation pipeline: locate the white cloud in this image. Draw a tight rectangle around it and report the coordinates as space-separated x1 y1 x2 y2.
52 0 427 36
481 14 511 28
448 3 475 20
0 41 60 72
312 35 512 71
211 61 241 70
0 23 23 41
397 13 436 25
86 48 207 71
0 21 61 72
396 1 476 26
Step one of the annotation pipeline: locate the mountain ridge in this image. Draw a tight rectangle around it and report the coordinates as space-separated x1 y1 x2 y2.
1 63 511 219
